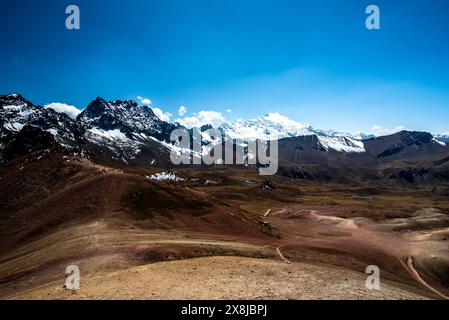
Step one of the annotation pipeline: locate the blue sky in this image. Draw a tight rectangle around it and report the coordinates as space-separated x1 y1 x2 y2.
1 0 449 134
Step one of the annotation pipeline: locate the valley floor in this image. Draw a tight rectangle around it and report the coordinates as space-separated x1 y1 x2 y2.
1 156 449 300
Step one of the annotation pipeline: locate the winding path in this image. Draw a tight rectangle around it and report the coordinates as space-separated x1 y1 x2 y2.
276 247 291 264
400 256 449 300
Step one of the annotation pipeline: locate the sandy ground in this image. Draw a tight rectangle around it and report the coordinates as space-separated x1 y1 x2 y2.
5 256 427 300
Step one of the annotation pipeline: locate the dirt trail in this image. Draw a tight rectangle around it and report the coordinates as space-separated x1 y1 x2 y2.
276 247 291 264
0 232 264 270
401 256 449 300
270 207 449 299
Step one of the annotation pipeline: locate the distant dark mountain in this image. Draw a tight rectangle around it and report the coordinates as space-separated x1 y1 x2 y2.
276 131 448 166
435 134 449 142
277 135 354 167
275 131 449 184
362 131 447 161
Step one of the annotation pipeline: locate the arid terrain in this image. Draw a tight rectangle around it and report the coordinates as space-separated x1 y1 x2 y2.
2 0 449 303
1 148 448 300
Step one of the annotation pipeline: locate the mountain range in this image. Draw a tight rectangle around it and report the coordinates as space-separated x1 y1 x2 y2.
1 93 449 185
2 93 449 300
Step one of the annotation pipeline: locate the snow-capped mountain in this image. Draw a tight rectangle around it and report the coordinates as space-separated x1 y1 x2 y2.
0 94 186 164
219 113 315 140
1 93 448 167
75 97 183 162
0 94 83 150
218 113 366 153
77 97 181 142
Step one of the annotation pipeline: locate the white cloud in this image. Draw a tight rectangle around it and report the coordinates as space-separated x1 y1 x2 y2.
137 96 152 105
44 103 81 120
178 105 187 116
371 125 407 136
225 109 232 113
137 96 171 121
153 107 172 122
176 116 203 128
176 110 226 129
